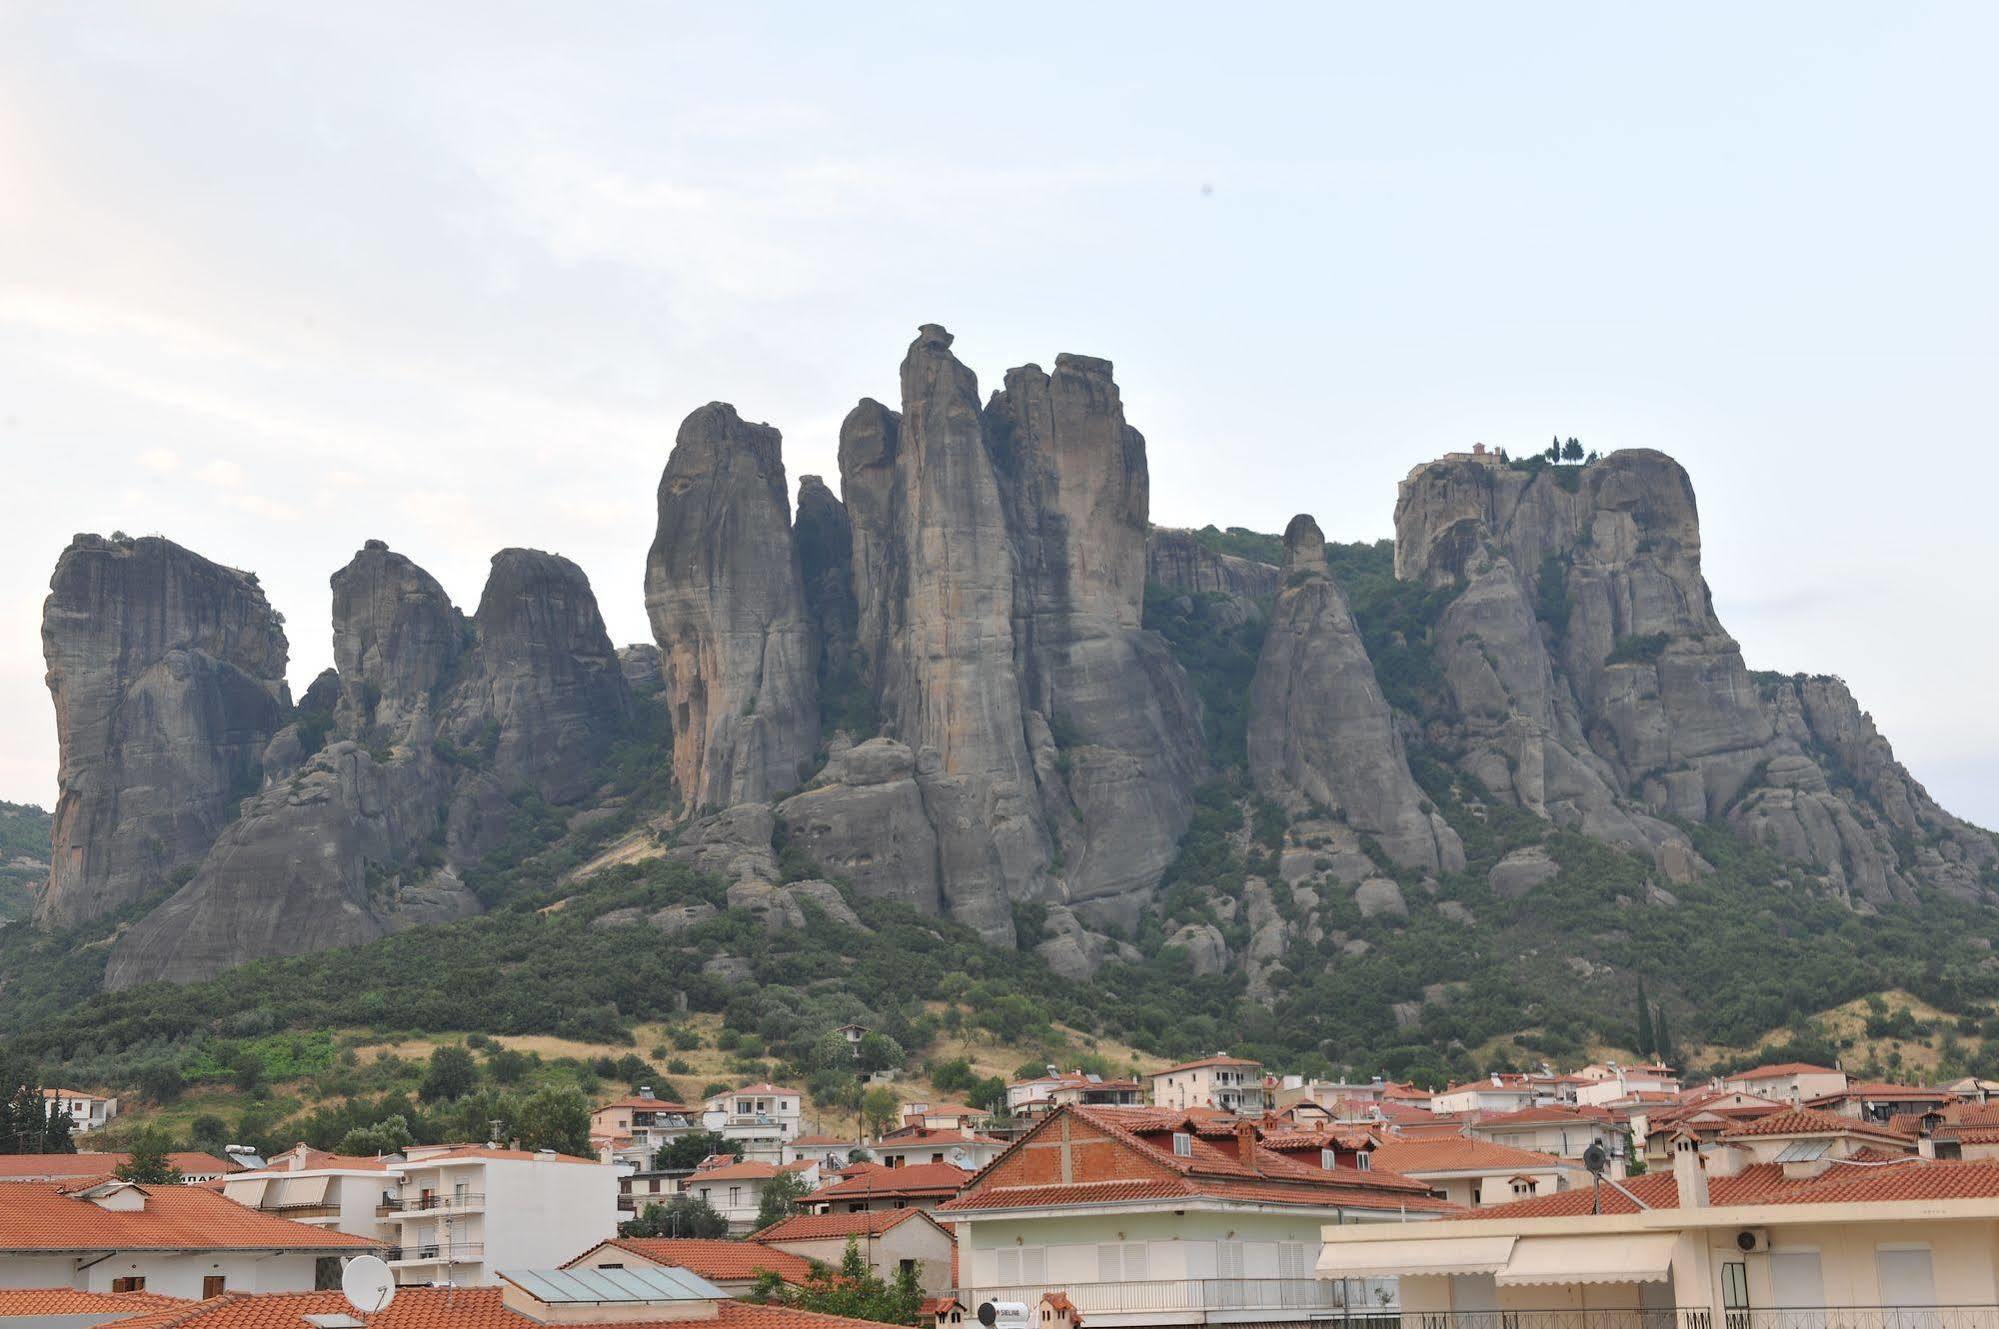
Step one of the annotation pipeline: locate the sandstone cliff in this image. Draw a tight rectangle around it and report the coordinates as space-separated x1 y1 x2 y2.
1392 450 1992 900
645 404 819 811
1248 516 1464 875
102 540 633 988
39 535 290 927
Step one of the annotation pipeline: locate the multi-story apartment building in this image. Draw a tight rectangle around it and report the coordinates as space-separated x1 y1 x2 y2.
379 1145 618 1286
219 1144 397 1244
701 1083 803 1160
589 1090 696 1169
1148 1055 1267 1114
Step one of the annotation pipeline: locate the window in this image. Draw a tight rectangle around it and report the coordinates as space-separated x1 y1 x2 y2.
203 1276 226 1298
1877 1247 1936 1308
1769 1250 1825 1310
900 1259 917 1278
1356 1151 1371 1171
112 1278 147 1293
1721 1262 1749 1312
997 1248 1020 1282
1217 1240 1245 1279
1173 1132 1192 1156
1321 1148 1337 1170
1279 1242 1311 1280
728 1186 742 1207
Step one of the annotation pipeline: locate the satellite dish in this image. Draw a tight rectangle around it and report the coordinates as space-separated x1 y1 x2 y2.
341 1255 396 1315
1582 1141 1609 1177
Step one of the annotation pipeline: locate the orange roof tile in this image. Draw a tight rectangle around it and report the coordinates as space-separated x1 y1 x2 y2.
0 1287 187 1314
103 1286 887 1328
1464 1157 1999 1218
564 1236 816 1283
809 1161 971 1199
0 1152 237 1180
1369 1138 1573 1175
396 1146 600 1166
1151 1055 1262 1076
1729 1061 1843 1079
0 1182 378 1252
685 1160 783 1182
1720 1108 1913 1142
759 1208 950 1242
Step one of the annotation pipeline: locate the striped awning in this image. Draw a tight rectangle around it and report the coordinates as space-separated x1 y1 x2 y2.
1495 1233 1677 1285
1317 1235 1516 1278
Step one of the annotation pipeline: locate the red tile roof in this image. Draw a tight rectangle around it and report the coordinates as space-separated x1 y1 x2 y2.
759 1207 949 1242
0 1287 187 1314
810 1161 970 1200
685 1160 783 1182
597 1096 692 1112
0 1182 379 1251
0 1152 237 1181
397 1146 600 1166
1470 1104 1619 1128
1369 1138 1573 1175
1729 1062 1842 1079
104 1286 886 1328
564 1236 816 1283
708 1083 801 1098
1465 1157 1999 1218
1719 1108 1913 1142
1151 1055 1262 1075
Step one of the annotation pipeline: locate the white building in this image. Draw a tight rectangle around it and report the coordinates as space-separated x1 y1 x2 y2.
0 1179 375 1297
1431 1074 1543 1115
680 1158 820 1234
1721 1060 1849 1104
40 1089 117 1134
1147 1055 1267 1114
701 1082 803 1159
219 1143 398 1244
381 1145 619 1286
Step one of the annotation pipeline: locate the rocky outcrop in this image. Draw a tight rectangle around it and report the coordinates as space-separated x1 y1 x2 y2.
1146 528 1281 606
1248 516 1463 875
1033 903 1140 981
795 475 858 716
774 739 940 913
645 404 819 812
39 535 291 927
618 644 664 697
1390 449 1992 902
104 541 633 988
442 549 633 805
807 326 1207 948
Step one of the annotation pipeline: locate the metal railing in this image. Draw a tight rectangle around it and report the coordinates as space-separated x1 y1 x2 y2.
958 1278 1365 1315
1685 1311 1999 1329
1412 1312 1678 1329
377 1192 484 1215
261 1201 340 1219
386 1243 485 1263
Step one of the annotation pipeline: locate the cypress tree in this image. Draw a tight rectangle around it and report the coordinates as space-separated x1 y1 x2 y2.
1636 979 1656 1058
1655 1004 1675 1064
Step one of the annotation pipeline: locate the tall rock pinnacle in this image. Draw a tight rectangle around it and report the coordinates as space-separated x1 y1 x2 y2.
645 402 819 811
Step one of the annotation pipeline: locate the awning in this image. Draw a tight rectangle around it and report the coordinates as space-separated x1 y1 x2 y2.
1496 1234 1677 1286
231 1177 270 1208
273 1175 331 1208
1318 1235 1516 1279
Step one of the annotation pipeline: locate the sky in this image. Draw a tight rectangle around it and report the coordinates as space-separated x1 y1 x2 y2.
1 2 1995 827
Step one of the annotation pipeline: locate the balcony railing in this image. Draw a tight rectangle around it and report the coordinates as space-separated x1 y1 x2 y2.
959 1278 1370 1316
260 1202 340 1219
386 1243 485 1264
1410 1312 1678 1329
376 1193 484 1215
1686 1311 1999 1329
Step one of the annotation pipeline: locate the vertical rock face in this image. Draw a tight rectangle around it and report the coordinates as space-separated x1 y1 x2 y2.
985 354 1204 924
444 548 634 805
645 403 819 812
794 475 859 716
1391 449 1992 902
104 542 635 988
1146 528 1282 603
1248 516 1463 874
792 325 1205 946
39 535 290 927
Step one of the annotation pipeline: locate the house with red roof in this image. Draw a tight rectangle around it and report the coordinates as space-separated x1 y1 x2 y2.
937 1105 1453 1323
562 1235 818 1293
217 1141 396 1247
0 1152 241 1185
1319 1130 1999 1321
1464 1104 1624 1164
681 1157 822 1234
1366 1137 1580 1208
700 1084 803 1160
589 1088 698 1169
1721 1060 1849 1104
872 1128 1005 1172
805 1161 969 1215
759 1207 958 1294
0 1178 377 1297
1431 1073 1544 1116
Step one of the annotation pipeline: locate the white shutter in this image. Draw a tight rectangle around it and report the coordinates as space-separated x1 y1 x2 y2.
1770 1251 1826 1309
1877 1248 1936 1307
1124 1243 1149 1281
1217 1240 1245 1279
996 1248 1020 1283
1022 1247 1046 1283
1097 1244 1122 1281
1279 1242 1310 1280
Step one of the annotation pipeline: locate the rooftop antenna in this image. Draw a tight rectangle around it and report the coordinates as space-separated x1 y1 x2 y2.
340 1254 395 1317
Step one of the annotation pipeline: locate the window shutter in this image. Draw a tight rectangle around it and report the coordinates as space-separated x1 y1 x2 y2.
1124 1242 1149 1280
1097 1244 1121 1281
1218 1240 1245 1279
1023 1247 1046 1282
997 1248 1021 1283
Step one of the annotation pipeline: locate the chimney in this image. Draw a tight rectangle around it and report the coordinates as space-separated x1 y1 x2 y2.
1235 1117 1260 1173
1919 1135 1937 1160
1672 1135 1709 1209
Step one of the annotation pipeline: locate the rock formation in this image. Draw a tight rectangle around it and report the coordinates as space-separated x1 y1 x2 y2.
645 404 819 812
1393 449 1992 900
1248 515 1464 875
1146 528 1281 612
794 475 858 715
103 539 634 988
39 535 290 927
788 325 1206 946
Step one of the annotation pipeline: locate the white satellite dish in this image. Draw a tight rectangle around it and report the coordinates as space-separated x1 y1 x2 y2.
341 1255 396 1315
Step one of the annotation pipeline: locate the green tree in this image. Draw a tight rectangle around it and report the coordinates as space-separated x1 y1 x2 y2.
1655 1004 1676 1065
1635 978 1656 1058
1563 438 1584 463
188 1113 231 1155
755 1236 922 1324
419 1045 479 1103
512 1084 592 1156
620 1193 728 1239
859 1085 900 1139
115 1129 183 1184
854 1032 904 1076
0 1053 75 1154
338 1114 413 1157
652 1131 741 1173
755 1168 811 1229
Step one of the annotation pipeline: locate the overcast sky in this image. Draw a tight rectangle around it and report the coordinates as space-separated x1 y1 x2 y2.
2 2 1995 828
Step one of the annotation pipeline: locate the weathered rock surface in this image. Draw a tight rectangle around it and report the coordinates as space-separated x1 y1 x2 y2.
1146 528 1281 621
645 403 819 812
1355 877 1408 919
618 643 664 697
1248 515 1463 874
39 535 291 927
1033 903 1140 980
1488 846 1560 899
1393 449 1991 903
774 740 940 913
795 475 859 716
726 877 867 934
104 542 633 988
1165 921 1229 976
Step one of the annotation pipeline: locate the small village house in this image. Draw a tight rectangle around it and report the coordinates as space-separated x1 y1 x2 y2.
1148 1054 1267 1114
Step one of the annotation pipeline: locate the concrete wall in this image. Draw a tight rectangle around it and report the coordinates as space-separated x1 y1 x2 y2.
768 1222 955 1293
0 1251 326 1297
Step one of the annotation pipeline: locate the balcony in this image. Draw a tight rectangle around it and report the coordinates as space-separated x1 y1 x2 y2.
376 1192 485 1216
260 1202 341 1221
958 1278 1377 1318
386 1243 485 1266
1407 1312 1999 1329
